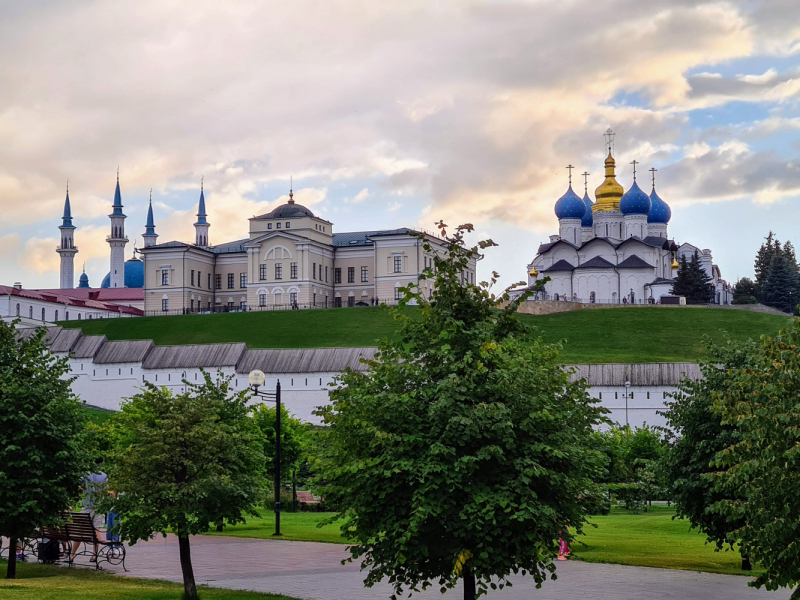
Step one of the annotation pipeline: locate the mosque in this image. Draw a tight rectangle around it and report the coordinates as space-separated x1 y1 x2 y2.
526 131 732 305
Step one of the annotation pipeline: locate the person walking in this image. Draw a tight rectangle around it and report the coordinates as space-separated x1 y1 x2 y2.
70 458 107 563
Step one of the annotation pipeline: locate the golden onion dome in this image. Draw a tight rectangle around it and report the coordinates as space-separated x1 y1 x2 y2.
671 258 679 270
529 266 539 277
592 150 624 213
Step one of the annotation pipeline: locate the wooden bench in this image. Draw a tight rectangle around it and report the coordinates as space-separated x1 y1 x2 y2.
296 491 324 510
36 512 126 571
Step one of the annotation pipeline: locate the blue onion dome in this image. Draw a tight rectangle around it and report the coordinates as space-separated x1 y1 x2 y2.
619 181 652 215
554 185 586 219
78 271 90 288
101 257 144 288
581 191 593 227
647 187 671 224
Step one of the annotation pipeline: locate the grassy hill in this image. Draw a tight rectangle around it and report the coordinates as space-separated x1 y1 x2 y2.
59 306 790 364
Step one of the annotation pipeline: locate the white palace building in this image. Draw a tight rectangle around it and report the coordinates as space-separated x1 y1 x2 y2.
525 133 732 305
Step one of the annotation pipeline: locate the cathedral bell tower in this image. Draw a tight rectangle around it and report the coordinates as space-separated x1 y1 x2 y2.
56 182 78 289
107 169 128 288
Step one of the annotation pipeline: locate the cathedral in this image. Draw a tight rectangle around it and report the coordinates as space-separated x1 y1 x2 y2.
526 132 732 305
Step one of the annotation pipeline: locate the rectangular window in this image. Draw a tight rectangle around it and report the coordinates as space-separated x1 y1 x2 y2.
347 267 355 283
208 273 211 289
335 296 342 308
198 271 202 287
313 263 317 279
615 392 618 400
334 268 341 283
361 266 368 282
290 263 297 279
313 293 317 307
395 287 402 300
268 223 272 229
227 273 234 289
598 392 602 400
348 295 355 307
227 301 234 309
259 293 266 307
325 266 328 282
240 301 247 311
161 270 169 285
215 274 222 289
285 222 290 229
162 298 168 312
290 292 297 305
276 222 281 229
260 264 267 280
191 270 195 286
190 299 194 311
393 255 402 273
647 391 650 399
240 273 247 288
275 264 282 280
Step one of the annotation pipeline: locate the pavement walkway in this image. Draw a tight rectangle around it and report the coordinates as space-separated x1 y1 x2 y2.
99 534 791 600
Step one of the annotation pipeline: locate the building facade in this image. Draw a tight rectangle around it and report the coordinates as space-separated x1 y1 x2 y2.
139 189 473 315
525 132 732 305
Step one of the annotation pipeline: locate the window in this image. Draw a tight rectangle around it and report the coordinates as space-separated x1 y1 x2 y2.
615 392 618 399
240 273 247 288
393 255 402 273
65 311 69 320
647 392 650 399
663 391 667 399
208 273 212 289
55 310 58 321
268 223 272 229
42 307 45 321
191 270 195 286
227 301 234 309
334 268 341 283
361 266 368 282
276 222 281 229
290 292 297 305
15 304 19 316
162 298 168 312
348 296 355 307
394 287 402 300
285 222 290 229
313 263 317 279
260 264 267 280
240 301 247 311
190 299 194 311
275 264 282 279
325 266 328 282
599 392 602 400
227 273 234 289
290 263 297 279
347 267 355 283
78 313 81 320
197 271 201 287
335 297 342 308
162 270 169 285
313 293 317 307
215 274 222 289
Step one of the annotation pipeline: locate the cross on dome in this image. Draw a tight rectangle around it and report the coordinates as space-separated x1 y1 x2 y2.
582 171 590 194
566 164 574 185
649 167 657 188
630 160 639 181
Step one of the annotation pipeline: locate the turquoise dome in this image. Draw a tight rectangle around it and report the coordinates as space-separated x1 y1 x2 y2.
581 192 593 227
555 185 586 219
620 181 651 216
647 187 671 224
101 257 144 288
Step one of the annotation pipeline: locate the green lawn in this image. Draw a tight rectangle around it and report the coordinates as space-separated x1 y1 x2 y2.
84 407 115 426
216 506 754 576
59 306 789 363
575 505 752 575
208 509 347 544
0 560 298 600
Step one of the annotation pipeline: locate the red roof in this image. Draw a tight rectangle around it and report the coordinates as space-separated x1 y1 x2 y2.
0 285 143 316
34 288 144 301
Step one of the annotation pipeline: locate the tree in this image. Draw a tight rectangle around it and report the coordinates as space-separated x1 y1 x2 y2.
317 223 606 600
732 277 758 305
103 372 266 598
753 231 777 295
671 251 714 304
710 321 800 594
660 338 754 570
761 255 800 313
0 322 90 579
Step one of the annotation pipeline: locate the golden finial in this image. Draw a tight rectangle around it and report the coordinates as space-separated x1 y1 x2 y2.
671 251 679 270
288 176 294 204
529 265 539 277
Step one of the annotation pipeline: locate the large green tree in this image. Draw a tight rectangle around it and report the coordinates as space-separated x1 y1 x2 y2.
671 251 714 304
753 231 778 295
103 372 266 598
711 321 800 595
761 255 800 313
317 223 606 600
660 338 754 570
0 322 90 579
732 277 758 305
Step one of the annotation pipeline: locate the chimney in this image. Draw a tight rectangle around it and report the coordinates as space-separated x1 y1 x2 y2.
12 282 22 290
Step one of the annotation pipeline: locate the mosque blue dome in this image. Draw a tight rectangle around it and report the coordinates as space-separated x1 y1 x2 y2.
619 181 652 216
581 192 593 227
554 185 586 220
78 271 90 288
647 187 671 224
101 257 144 288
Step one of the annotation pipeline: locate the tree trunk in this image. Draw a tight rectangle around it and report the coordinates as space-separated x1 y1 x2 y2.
6 539 16 579
177 534 197 599
741 555 752 571
463 570 476 600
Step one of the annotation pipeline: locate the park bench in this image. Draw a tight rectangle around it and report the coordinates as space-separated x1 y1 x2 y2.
296 491 320 508
36 512 127 571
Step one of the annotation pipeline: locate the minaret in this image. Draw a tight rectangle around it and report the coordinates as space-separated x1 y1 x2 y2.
107 169 128 288
56 182 78 289
142 189 158 248
194 177 209 246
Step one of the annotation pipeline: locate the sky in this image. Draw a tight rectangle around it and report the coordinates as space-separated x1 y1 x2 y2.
0 0 798 291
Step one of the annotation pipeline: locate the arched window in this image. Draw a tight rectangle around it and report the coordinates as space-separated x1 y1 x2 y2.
589 291 596 304
41 307 46 321
15 303 19 316
29 306 33 318
65 311 69 320
554 293 559 301
55 310 59 321
78 313 82 320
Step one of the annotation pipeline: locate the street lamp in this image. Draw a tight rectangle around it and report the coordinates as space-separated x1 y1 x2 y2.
624 381 631 427
249 369 283 537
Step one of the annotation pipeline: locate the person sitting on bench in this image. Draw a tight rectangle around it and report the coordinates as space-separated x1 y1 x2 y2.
70 458 107 562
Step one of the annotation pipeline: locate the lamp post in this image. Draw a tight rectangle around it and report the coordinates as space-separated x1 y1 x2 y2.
248 369 282 536
624 380 631 427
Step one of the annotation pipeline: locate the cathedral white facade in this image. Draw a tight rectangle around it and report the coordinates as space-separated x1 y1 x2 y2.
526 135 732 305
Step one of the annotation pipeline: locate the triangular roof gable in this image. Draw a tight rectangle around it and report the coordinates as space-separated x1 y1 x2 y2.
536 238 579 257
617 254 654 269
579 236 619 251
575 256 615 269
244 230 318 248
543 259 575 272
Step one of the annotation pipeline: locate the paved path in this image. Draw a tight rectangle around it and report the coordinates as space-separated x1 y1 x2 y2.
100 534 792 600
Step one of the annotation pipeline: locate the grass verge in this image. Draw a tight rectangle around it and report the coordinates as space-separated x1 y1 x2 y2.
208 509 347 544
0 559 299 599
